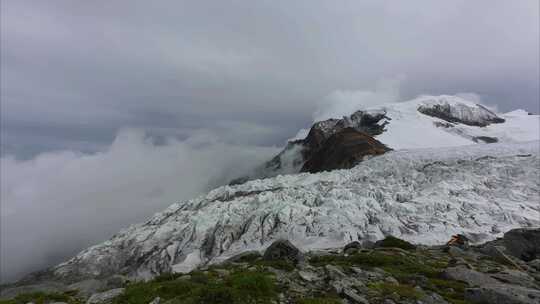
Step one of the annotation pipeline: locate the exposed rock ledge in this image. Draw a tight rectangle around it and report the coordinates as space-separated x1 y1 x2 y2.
417 101 505 127
230 109 391 183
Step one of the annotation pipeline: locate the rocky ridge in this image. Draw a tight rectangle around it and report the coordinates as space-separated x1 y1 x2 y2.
417 101 505 127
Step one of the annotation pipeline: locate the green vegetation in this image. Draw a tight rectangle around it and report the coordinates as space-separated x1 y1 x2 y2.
375 236 416 250
0 237 502 304
296 297 342 304
0 291 81 304
232 252 262 263
254 259 295 272
425 278 470 304
112 268 277 304
309 248 474 304
368 282 423 300
310 250 441 279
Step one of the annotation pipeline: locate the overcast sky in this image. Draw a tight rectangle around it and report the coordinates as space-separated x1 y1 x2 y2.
2 0 539 157
0 0 539 282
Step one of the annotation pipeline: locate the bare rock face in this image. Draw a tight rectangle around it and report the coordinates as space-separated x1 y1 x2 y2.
503 228 540 262
442 266 499 286
301 128 390 173
230 110 390 183
418 102 505 127
86 288 125 304
292 110 391 174
300 110 389 150
262 240 304 265
465 284 540 304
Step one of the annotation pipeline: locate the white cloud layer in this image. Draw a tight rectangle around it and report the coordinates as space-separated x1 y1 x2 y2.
0 129 278 282
313 78 402 122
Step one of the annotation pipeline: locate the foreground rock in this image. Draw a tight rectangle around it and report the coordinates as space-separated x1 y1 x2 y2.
86 288 125 304
4 234 540 303
465 284 540 304
442 266 499 286
262 240 305 265
503 228 540 261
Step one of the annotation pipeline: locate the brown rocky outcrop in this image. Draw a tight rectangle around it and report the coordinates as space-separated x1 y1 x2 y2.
301 128 389 173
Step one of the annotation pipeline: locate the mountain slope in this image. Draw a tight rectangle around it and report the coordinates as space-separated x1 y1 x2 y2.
375 95 538 149
51 141 540 282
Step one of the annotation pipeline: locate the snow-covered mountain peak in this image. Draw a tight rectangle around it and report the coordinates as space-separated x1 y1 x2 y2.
358 95 538 150
233 95 538 184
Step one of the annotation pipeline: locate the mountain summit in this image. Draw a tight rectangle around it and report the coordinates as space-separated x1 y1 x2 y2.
232 95 539 183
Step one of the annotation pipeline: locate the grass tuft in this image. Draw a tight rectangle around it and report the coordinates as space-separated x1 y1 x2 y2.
296 297 342 304
375 236 416 250
112 269 277 304
368 282 423 300
0 291 80 304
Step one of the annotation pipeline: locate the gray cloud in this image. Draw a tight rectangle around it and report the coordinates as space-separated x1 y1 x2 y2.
1 0 538 282
0 129 278 282
2 0 538 156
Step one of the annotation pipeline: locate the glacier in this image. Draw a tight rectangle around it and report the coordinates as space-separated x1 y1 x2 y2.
52 140 540 282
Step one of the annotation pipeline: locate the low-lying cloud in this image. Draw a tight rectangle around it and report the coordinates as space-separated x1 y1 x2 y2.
0 129 278 282
313 79 402 122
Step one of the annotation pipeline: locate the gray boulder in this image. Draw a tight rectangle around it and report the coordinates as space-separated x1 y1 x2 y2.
465 284 540 304
343 241 362 254
529 259 540 271
503 228 540 261
442 266 499 287
325 265 346 280
420 292 449 304
148 297 161 304
489 269 538 288
479 244 522 269
342 288 369 304
86 288 125 304
262 240 304 265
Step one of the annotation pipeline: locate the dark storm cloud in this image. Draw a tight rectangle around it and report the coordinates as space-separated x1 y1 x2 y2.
1 0 538 282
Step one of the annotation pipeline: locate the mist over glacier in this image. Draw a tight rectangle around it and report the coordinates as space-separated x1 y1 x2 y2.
0 129 279 282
